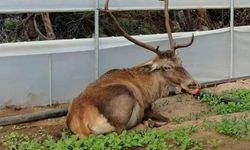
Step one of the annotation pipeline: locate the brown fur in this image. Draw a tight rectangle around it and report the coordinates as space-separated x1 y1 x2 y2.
66 54 199 137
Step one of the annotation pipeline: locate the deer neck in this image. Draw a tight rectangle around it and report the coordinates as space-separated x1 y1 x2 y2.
130 66 169 105
150 70 170 100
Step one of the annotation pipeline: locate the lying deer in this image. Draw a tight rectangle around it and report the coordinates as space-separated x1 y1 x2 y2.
66 0 200 137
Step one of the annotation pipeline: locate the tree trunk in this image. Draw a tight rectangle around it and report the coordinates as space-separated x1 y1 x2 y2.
40 13 56 40
197 9 214 30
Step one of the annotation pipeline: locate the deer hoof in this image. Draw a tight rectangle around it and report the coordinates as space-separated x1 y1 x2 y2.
143 119 168 128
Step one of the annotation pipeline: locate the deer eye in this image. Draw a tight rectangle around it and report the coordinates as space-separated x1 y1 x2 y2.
163 66 171 70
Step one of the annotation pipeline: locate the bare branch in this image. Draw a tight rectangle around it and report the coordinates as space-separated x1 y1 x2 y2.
33 14 50 40
40 13 56 40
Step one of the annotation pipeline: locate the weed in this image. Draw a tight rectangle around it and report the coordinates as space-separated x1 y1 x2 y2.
220 88 250 100
165 126 203 150
1 126 203 150
203 118 250 140
2 129 167 150
215 118 250 139
198 91 221 105
3 18 21 30
215 102 250 114
198 88 250 114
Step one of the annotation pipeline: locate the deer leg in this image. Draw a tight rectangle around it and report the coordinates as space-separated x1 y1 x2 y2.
101 94 140 134
145 111 170 122
143 118 169 128
144 104 170 127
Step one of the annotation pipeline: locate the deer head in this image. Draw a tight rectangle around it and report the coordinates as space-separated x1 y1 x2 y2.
100 0 200 94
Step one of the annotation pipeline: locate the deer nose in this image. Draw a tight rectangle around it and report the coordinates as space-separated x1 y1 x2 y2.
187 80 201 95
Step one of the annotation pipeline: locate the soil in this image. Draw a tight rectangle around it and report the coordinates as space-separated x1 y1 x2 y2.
207 79 250 93
193 131 250 150
0 103 68 118
1 79 250 149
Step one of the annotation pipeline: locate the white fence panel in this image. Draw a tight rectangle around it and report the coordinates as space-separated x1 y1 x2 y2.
52 51 95 104
1 0 250 13
0 28 240 107
0 39 95 57
236 0 250 8
234 26 250 77
0 0 95 13
0 52 96 108
0 55 50 107
98 0 230 10
178 30 231 82
99 29 231 82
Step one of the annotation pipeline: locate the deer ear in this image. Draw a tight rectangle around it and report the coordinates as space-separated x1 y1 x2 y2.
142 60 159 72
150 63 158 71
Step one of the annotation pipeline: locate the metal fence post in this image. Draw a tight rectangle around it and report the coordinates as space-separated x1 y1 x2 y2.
230 0 234 78
48 54 53 105
95 0 100 79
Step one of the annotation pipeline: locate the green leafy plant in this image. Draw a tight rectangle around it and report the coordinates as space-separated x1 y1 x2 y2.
1 127 203 150
2 129 167 150
198 88 250 114
3 18 21 30
220 88 250 100
203 118 250 140
215 102 250 114
165 126 203 150
198 91 221 105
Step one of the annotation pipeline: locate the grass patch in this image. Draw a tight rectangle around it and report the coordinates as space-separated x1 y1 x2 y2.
203 118 250 140
3 118 250 150
220 88 250 100
1 126 203 150
215 118 250 139
198 88 250 114
165 126 203 150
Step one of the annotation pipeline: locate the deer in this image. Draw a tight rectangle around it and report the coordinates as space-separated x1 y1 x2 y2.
66 0 200 137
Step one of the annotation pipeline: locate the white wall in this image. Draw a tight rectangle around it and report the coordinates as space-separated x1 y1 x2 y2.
1 27 250 107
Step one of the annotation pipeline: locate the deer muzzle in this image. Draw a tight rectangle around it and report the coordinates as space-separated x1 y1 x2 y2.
180 80 201 95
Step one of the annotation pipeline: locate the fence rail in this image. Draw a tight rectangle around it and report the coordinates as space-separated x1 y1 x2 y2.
0 0 250 13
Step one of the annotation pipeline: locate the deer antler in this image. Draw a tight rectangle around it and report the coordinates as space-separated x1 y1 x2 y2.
163 0 194 51
100 0 161 55
100 0 194 55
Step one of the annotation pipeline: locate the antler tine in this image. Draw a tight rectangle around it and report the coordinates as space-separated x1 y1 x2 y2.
164 0 194 51
174 33 194 50
101 0 161 55
164 0 175 51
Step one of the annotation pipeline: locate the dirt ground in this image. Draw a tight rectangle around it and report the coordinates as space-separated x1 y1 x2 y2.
0 79 250 149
